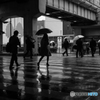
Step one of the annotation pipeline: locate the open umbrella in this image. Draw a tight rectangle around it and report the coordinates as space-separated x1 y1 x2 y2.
98 40 100 43
73 35 84 41
50 41 55 43
64 36 70 40
36 28 52 35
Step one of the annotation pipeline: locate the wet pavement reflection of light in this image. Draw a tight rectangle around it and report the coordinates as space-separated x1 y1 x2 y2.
0 54 100 99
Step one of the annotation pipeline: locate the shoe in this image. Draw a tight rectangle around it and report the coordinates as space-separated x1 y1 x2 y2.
46 63 49 66
46 75 51 80
62 53 64 56
23 55 25 59
17 64 20 66
41 75 46 79
16 64 20 69
9 67 14 70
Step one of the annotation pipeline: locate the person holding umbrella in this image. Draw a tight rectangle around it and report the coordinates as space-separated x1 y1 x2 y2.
62 38 69 56
36 28 52 78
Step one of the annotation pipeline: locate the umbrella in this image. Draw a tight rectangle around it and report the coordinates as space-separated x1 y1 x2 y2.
50 41 55 43
98 40 100 43
86 42 89 44
64 36 70 40
69 40 74 43
73 35 84 41
36 28 52 35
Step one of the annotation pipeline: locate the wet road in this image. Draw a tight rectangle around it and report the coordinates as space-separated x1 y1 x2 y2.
0 53 100 100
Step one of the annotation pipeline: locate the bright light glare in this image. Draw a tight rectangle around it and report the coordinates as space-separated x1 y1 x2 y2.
37 16 45 21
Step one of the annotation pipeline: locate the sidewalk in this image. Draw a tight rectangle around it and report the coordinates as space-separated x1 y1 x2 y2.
0 53 100 100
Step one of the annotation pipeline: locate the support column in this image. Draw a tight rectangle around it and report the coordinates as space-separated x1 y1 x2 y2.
0 22 3 54
24 15 38 55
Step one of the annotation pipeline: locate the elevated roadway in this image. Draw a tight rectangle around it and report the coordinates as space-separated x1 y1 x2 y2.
0 0 98 26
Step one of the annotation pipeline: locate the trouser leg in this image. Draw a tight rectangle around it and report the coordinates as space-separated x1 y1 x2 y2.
24 49 29 58
79 49 83 57
9 53 15 69
30 48 33 59
91 48 94 57
37 56 44 70
14 53 19 66
99 48 100 55
76 49 79 58
65 48 68 56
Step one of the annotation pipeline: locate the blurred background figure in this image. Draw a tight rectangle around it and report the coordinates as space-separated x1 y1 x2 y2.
24 35 35 59
90 38 96 57
98 40 100 55
62 38 69 56
76 38 83 58
86 42 90 55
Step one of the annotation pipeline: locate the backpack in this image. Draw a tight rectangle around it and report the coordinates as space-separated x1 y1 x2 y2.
6 42 12 53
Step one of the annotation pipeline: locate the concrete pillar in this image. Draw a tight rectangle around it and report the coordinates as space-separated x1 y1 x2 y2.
0 22 3 54
24 15 38 55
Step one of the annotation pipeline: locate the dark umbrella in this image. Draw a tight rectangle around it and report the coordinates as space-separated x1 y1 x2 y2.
36 28 52 35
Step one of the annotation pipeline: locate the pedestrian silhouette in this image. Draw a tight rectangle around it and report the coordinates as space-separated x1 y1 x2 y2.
98 41 100 55
90 38 96 57
86 42 90 54
62 38 69 56
24 35 35 59
76 38 83 58
9 30 21 70
37 33 51 78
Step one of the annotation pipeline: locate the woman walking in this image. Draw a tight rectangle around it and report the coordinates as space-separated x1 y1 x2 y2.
37 33 51 78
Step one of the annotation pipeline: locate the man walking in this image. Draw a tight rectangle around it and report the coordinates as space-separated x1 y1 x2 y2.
9 30 21 70
62 38 69 56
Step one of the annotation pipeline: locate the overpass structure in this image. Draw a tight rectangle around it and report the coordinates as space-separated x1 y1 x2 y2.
0 0 99 54
45 0 98 26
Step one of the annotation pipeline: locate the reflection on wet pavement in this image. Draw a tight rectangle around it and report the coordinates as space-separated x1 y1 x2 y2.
0 54 100 100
